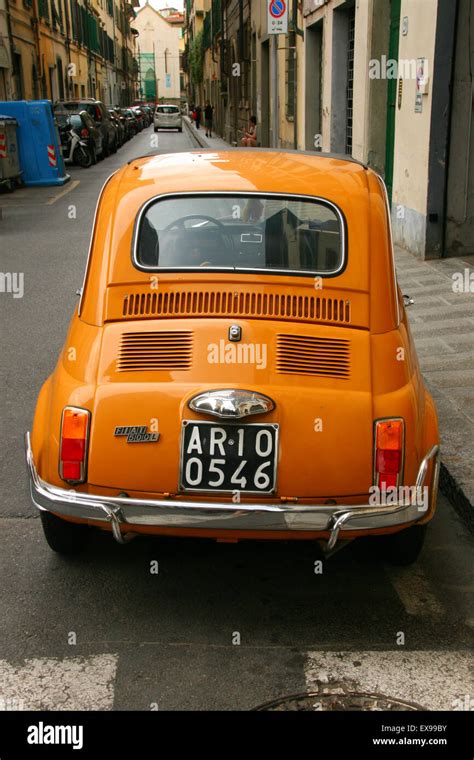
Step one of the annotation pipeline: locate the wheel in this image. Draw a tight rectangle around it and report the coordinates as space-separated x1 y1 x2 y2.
376 524 428 566
178 127 182 133
73 145 92 168
40 511 90 555
110 135 117 154
102 139 110 158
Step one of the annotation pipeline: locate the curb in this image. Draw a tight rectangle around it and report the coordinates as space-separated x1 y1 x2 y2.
440 463 474 534
183 116 207 148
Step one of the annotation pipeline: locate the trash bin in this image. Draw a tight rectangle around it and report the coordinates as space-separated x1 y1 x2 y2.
0 115 21 191
0 100 69 187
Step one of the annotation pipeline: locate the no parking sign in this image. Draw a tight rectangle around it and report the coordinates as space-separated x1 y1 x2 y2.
267 0 288 34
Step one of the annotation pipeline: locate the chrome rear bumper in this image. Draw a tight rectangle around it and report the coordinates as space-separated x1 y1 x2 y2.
25 433 439 549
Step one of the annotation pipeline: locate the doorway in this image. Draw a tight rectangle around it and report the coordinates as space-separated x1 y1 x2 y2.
305 19 323 151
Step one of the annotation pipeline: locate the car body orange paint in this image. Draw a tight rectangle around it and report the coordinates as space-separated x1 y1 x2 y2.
28 150 440 548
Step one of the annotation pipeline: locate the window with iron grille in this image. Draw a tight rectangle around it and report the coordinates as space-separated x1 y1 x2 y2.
285 30 296 120
345 7 355 155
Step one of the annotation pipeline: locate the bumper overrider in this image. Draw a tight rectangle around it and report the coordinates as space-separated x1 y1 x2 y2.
25 433 440 550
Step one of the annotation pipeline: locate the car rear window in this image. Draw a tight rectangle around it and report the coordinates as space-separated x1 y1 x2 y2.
135 194 345 275
157 106 179 114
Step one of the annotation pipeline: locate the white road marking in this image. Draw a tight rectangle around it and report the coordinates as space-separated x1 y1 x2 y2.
304 650 473 710
387 565 445 617
0 654 118 710
46 179 80 205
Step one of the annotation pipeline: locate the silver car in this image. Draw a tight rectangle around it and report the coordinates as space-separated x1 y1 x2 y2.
154 105 182 132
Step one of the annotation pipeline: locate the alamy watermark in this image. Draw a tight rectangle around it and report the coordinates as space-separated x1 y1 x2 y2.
369 56 429 80
369 485 429 512
0 271 24 299
207 340 267 370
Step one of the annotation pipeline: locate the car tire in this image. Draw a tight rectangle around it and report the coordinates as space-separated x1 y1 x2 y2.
102 139 110 158
178 127 182 133
375 524 428 566
110 136 117 154
40 512 90 555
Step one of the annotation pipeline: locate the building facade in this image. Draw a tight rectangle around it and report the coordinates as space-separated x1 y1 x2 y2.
1 0 140 105
134 1 183 103
184 0 472 260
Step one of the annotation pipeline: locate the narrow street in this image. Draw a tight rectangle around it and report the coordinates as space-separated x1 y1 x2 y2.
0 127 473 710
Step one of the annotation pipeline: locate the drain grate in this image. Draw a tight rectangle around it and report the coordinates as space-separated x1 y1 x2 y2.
253 691 425 711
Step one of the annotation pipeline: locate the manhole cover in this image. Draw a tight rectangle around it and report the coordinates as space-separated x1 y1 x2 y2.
254 692 425 711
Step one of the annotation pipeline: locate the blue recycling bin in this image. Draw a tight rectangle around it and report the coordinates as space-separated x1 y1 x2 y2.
0 100 69 186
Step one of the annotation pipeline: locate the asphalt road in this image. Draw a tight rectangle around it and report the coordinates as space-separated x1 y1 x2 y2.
0 126 473 711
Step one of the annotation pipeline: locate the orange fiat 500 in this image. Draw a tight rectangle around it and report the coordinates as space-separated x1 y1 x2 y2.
26 150 440 563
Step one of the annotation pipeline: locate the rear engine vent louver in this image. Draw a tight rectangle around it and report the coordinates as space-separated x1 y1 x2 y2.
122 291 351 325
276 334 350 379
117 331 192 372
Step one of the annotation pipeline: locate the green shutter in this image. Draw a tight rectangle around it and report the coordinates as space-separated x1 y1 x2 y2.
39 0 50 20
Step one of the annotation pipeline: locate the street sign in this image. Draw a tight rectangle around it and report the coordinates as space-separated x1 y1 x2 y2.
267 0 288 35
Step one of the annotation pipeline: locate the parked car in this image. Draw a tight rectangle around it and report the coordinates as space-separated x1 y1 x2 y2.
132 103 153 126
55 99 117 156
56 110 103 165
108 108 125 147
26 150 440 562
154 104 182 132
131 106 145 131
121 108 139 137
112 108 130 142
143 105 154 124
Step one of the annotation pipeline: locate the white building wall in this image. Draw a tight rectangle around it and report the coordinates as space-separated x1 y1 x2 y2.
134 4 181 101
391 0 438 257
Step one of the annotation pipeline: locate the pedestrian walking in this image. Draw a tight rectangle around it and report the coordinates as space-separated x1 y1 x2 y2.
204 101 213 138
195 105 202 130
240 115 257 147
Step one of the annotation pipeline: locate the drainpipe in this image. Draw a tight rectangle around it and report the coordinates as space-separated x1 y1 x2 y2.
238 0 243 60
293 0 304 38
4 0 15 97
31 0 44 97
63 0 72 97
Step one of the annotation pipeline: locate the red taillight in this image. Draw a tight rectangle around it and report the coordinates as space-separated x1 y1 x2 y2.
59 407 90 484
375 419 404 489
80 128 89 138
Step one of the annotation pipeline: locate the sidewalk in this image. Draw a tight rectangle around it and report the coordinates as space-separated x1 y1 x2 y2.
184 118 474 525
395 249 474 530
183 115 231 150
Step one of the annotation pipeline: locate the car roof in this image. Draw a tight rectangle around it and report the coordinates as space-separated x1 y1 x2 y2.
112 149 369 205
81 149 397 333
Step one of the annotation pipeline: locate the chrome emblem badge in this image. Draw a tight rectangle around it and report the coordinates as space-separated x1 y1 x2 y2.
188 389 275 419
114 426 160 443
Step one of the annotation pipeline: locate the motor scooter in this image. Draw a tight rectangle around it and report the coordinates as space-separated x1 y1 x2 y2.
59 120 92 168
